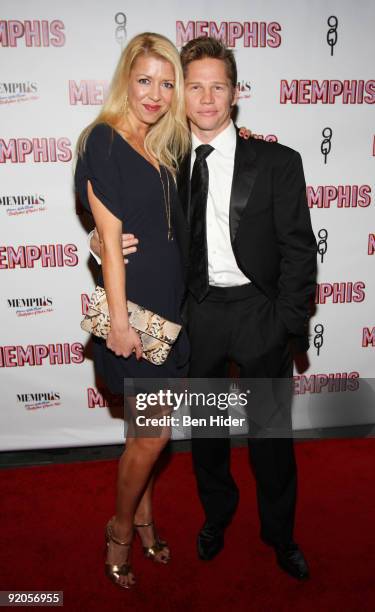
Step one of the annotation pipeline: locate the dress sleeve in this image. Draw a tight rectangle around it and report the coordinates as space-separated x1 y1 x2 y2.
74 123 123 221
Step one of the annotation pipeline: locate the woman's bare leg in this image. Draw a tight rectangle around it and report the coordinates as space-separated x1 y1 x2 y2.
106 403 170 586
133 471 170 562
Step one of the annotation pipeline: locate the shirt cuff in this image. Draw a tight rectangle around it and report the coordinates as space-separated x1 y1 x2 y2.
87 229 102 265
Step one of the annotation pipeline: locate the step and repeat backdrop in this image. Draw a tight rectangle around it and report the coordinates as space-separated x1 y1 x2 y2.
1 0 374 450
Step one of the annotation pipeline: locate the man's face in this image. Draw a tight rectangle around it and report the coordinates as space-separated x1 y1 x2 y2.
184 57 238 139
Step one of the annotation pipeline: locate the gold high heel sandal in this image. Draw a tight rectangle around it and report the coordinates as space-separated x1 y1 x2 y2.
105 517 135 589
134 521 170 563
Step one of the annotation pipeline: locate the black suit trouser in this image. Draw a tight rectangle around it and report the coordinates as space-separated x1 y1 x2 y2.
187 283 297 547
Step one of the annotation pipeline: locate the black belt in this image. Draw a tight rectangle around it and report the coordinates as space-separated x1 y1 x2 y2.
205 283 262 302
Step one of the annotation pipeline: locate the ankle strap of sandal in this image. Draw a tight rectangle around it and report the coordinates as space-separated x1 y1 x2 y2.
107 519 132 546
134 521 154 528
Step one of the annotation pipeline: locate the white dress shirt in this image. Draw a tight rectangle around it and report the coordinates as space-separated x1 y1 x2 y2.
87 228 102 265
191 120 250 287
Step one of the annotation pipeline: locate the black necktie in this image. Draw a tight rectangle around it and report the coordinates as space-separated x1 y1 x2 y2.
187 144 214 302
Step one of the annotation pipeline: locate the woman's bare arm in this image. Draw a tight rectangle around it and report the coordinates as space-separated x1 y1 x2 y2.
87 180 142 359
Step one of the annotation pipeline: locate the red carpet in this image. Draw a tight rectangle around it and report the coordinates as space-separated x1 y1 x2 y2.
1 439 374 611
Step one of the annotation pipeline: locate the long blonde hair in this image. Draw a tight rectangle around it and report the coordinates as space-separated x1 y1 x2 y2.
77 32 190 175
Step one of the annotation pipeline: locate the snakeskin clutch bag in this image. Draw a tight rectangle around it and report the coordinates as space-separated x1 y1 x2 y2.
81 285 182 366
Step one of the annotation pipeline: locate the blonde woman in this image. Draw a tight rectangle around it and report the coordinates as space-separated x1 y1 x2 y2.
75 33 190 589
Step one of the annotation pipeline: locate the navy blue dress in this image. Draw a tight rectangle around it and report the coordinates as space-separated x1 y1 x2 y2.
75 123 189 393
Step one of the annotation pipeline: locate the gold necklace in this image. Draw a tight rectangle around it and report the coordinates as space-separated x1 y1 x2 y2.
159 166 173 241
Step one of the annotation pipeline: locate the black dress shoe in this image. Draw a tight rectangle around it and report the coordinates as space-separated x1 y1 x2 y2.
197 522 224 561
274 542 310 580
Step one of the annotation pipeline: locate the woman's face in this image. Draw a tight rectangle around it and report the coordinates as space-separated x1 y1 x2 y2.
127 53 175 128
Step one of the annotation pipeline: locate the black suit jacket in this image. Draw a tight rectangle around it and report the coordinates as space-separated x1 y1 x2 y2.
173 128 317 353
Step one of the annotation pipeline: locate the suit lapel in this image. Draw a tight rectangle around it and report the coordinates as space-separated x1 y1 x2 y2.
229 131 258 243
176 153 191 222
177 132 258 241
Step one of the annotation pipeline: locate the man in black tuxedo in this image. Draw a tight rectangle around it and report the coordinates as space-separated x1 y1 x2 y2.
175 37 316 580
90 37 317 580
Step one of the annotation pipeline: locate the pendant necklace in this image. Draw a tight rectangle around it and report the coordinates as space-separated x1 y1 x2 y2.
159 166 173 241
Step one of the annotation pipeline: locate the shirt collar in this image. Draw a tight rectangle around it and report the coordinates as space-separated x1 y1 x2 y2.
191 120 236 158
